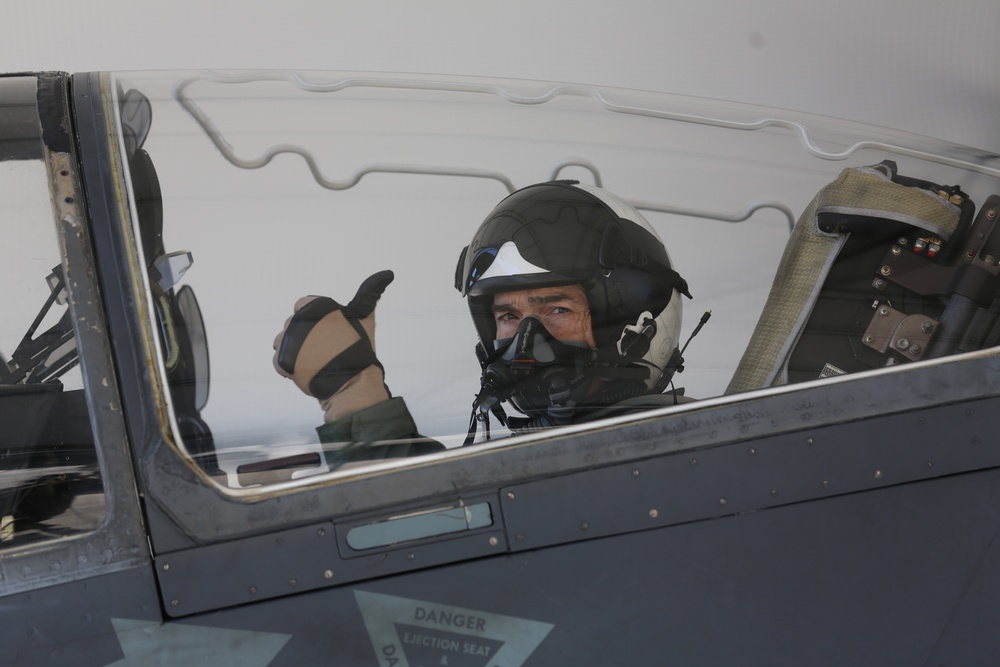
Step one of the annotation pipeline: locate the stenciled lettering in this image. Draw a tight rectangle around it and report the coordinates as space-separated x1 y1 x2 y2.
414 606 487 632
462 642 494 657
403 631 461 652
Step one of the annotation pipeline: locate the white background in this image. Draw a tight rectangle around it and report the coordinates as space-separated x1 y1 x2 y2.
3 1 999 463
0 0 997 153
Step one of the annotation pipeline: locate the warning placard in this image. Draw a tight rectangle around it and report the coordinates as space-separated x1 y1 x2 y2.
355 591 554 667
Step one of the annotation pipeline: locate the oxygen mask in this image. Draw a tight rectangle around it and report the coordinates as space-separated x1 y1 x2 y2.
464 316 594 444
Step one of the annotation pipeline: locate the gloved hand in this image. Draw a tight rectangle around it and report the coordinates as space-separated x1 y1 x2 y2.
273 270 394 423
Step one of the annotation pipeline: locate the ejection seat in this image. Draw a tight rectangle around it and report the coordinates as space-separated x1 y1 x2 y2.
726 160 1000 395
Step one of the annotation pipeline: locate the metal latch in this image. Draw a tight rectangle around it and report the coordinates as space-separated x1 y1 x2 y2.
862 303 938 361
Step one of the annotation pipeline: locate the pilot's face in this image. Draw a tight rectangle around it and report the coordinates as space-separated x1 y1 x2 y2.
491 284 596 348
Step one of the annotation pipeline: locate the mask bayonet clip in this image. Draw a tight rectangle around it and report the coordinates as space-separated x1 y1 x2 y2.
617 310 656 358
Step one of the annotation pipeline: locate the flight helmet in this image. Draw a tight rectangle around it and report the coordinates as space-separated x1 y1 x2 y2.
455 181 690 411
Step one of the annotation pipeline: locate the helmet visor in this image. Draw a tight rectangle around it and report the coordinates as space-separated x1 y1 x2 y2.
459 183 616 297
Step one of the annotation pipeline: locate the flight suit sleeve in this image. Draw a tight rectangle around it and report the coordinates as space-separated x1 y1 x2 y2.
316 396 445 467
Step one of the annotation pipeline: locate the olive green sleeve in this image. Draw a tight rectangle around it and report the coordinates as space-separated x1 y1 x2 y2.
316 396 444 467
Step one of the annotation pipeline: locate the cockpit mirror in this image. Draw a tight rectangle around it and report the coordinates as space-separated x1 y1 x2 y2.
150 250 194 293
174 284 210 413
119 88 152 155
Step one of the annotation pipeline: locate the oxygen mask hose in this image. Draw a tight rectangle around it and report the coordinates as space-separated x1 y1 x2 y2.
463 354 514 445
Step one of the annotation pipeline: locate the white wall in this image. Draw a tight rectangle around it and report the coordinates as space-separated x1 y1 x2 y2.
1 2 997 472
1 0 998 153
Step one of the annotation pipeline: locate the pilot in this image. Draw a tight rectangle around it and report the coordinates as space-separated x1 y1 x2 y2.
273 181 694 462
